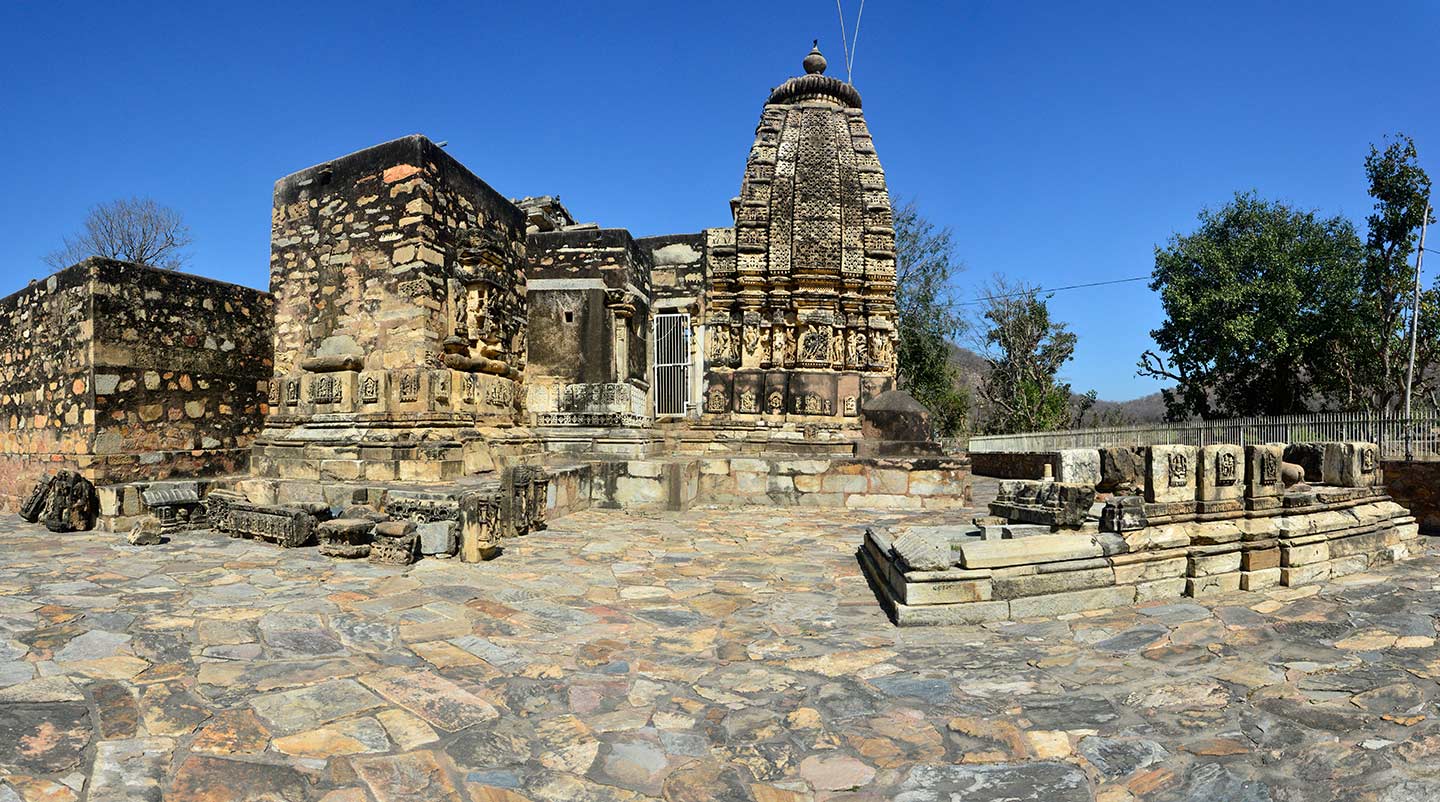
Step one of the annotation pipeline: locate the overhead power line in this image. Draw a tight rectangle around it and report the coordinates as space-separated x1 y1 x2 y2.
954 275 1151 306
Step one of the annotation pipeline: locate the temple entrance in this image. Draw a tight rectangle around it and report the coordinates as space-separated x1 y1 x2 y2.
653 312 691 416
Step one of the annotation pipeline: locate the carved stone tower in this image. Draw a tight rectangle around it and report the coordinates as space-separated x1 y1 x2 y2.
702 43 897 425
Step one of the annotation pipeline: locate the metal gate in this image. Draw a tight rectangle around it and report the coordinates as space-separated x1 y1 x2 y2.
653 312 691 417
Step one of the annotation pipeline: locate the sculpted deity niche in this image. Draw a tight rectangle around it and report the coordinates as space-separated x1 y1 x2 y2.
1168 451 1189 486
1217 452 1238 485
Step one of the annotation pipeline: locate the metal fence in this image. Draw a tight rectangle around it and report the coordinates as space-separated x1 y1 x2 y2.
966 411 1440 460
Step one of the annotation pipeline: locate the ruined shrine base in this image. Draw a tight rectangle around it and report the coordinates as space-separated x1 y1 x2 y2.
864 488 1421 626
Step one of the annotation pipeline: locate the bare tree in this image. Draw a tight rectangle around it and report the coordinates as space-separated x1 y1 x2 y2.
44 197 192 271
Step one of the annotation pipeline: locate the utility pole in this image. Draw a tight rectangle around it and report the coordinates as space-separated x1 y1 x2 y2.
1403 201 1430 459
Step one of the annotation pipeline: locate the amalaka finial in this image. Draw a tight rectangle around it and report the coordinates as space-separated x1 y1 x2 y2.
803 40 827 75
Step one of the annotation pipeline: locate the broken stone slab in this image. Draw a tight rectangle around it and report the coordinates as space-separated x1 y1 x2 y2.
417 521 457 556
1322 442 1381 487
126 518 163 546
1101 494 1147 533
374 520 417 538
1054 448 1101 486
958 533 1104 569
1098 445 1144 493
317 518 375 559
889 527 954 572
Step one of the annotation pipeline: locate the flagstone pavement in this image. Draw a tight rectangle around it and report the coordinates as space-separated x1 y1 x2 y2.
1 481 1439 802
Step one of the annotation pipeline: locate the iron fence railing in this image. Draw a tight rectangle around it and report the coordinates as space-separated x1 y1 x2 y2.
966 411 1440 460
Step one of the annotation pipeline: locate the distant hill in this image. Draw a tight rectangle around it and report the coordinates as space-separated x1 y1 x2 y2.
945 343 1171 428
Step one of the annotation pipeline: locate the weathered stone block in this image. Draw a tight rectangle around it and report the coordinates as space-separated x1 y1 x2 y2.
1100 494 1146 533
1098 446 1144 492
1240 568 1281 590
992 566 1115 599
1281 562 1332 586
1187 571 1241 597
1146 445 1197 504
1197 444 1244 502
1189 550 1241 576
890 527 953 571
1281 541 1330 567
1135 577 1187 602
903 577 992 606
959 534 1103 569
1054 449 1101 486
1008 585 1136 618
417 521 457 556
1112 555 1187 584
1241 547 1280 571
1246 444 1285 498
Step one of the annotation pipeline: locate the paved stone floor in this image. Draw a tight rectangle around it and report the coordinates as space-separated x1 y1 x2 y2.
1 483 1439 802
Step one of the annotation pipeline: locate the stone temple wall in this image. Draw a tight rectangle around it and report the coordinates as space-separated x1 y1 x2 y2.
0 259 274 510
524 228 651 427
1381 459 1440 534
256 135 530 482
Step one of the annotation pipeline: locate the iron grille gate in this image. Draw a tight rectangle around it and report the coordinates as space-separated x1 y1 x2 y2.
652 312 691 417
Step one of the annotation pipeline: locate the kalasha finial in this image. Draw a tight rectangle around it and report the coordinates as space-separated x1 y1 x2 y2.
803 40 827 75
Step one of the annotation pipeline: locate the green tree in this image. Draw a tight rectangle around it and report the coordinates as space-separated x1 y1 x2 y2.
893 200 970 435
976 277 1081 433
1142 135 1440 418
1139 192 1364 419
1328 134 1437 412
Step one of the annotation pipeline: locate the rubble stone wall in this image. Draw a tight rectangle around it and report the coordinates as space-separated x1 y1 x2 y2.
637 233 707 302
589 456 971 511
0 260 273 510
1381 459 1440 533
90 261 274 484
0 265 94 509
969 451 1056 479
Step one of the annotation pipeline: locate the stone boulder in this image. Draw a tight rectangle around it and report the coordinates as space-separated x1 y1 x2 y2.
858 390 944 457
317 518 375 559
41 471 97 533
1098 446 1144 493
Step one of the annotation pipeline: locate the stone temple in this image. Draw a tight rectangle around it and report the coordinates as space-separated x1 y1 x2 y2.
0 44 970 561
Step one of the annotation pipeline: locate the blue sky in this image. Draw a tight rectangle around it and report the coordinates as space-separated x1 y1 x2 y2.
3 1 1436 400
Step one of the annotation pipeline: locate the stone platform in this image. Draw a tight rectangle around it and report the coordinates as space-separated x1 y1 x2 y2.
864 490 1420 626
863 442 1421 626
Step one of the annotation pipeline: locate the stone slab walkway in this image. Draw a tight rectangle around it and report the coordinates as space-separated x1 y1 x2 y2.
0 488 1438 801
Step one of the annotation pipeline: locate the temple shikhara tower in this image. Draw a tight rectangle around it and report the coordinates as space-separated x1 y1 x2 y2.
1 43 969 558
703 44 897 423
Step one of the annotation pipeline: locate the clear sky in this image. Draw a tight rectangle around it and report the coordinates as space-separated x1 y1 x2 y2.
3 1 1437 400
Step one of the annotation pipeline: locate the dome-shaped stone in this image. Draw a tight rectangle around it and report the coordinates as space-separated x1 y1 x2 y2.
803 41 827 74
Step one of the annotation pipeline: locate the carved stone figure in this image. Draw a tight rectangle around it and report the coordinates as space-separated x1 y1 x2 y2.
360 375 380 404
399 373 420 402
767 389 784 414
801 328 830 363
739 388 758 413
706 383 728 413
1167 451 1189 487
18 475 54 523
42 471 97 533
1216 451 1238 485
